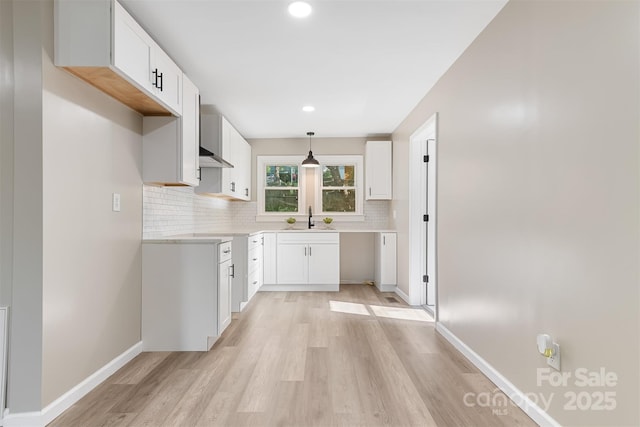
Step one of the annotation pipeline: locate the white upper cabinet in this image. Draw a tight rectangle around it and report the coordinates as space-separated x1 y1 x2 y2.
55 0 183 116
142 74 200 186
365 141 393 200
197 113 252 201
180 75 200 186
151 48 182 115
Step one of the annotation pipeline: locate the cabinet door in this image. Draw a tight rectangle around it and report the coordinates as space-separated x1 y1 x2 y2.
277 244 308 284
308 243 340 285
218 259 232 335
237 137 252 201
180 75 199 186
221 118 236 196
112 1 153 93
263 233 277 285
379 233 397 285
151 48 182 115
365 141 392 200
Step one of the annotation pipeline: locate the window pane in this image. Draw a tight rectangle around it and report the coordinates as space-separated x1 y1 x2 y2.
265 189 299 212
322 189 356 212
266 165 299 187
322 165 354 187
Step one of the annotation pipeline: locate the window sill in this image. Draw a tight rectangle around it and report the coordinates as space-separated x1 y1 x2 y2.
255 214 364 223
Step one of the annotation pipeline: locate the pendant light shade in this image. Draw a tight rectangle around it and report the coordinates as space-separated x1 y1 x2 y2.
301 131 320 168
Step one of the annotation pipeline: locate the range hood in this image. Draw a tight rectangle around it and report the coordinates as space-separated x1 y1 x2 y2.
199 109 234 168
199 146 234 168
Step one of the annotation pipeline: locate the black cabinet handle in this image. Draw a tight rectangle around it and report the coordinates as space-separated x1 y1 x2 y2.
152 69 164 92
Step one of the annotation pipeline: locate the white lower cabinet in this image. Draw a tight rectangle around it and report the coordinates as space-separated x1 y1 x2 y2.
274 232 339 291
262 233 277 286
231 233 263 312
374 232 397 291
218 241 233 334
142 240 232 351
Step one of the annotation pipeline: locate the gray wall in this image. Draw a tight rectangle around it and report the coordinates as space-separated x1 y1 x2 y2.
5 0 144 411
0 0 15 308
8 0 47 411
392 1 639 425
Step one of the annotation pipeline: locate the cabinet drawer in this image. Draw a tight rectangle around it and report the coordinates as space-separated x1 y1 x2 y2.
218 241 232 263
277 232 339 245
248 233 263 251
248 246 262 274
248 268 261 298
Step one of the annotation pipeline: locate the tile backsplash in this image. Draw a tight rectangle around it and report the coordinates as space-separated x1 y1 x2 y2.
143 184 391 237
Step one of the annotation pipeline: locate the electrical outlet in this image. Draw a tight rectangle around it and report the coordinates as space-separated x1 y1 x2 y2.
547 342 561 371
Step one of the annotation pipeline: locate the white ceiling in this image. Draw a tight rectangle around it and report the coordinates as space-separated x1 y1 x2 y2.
121 0 507 139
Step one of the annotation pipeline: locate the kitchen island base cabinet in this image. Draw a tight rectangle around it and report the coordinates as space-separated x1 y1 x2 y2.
142 240 232 351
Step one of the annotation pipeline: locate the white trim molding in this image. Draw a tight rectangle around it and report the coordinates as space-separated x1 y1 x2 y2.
435 323 561 427
3 342 142 427
394 286 411 305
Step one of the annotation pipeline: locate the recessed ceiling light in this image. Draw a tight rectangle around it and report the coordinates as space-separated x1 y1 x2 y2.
302 105 315 112
288 1 312 18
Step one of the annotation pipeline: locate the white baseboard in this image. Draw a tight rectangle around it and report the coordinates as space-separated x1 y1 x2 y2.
260 284 339 292
394 286 411 305
435 323 560 427
3 341 142 427
375 283 397 292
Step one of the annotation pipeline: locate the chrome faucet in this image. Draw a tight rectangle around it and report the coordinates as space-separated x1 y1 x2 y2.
308 206 314 229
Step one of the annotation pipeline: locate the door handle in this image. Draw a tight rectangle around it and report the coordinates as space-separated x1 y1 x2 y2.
309 246 312 256
230 264 235 278
304 247 307 256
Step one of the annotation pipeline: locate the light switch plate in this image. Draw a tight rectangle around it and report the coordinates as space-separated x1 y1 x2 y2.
112 193 121 212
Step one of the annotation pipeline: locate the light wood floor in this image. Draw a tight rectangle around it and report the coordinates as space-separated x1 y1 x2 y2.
49 285 536 427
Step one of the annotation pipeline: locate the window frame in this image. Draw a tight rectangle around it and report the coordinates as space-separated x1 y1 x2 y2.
314 155 364 219
256 156 306 221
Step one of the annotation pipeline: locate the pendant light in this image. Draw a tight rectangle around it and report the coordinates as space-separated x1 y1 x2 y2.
301 131 320 168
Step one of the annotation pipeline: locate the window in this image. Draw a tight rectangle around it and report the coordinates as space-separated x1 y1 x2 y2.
257 156 306 218
315 156 363 217
256 155 363 222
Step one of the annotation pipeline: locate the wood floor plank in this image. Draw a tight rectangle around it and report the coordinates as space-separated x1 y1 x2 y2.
280 322 309 381
48 284 536 427
237 335 284 412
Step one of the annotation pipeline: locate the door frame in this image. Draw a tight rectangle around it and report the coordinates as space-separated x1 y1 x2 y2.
408 113 438 318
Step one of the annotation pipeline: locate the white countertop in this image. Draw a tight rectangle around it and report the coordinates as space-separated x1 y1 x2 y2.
143 233 235 243
143 228 396 242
